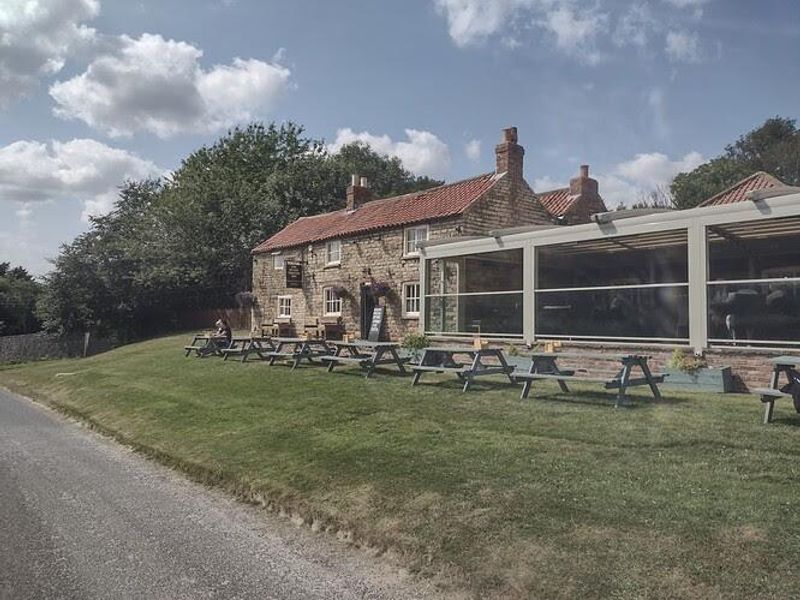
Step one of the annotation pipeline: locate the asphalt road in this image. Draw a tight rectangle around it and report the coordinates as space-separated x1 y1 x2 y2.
0 388 442 600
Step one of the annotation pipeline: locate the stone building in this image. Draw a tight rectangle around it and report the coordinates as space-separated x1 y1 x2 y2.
251 127 566 340
537 164 608 224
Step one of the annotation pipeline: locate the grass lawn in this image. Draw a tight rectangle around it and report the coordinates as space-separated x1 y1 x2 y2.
2 335 800 599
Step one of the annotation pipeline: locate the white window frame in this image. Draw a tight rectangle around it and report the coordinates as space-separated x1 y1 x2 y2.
323 288 342 316
325 240 341 266
402 282 421 317
277 295 292 318
272 252 284 270
403 225 429 257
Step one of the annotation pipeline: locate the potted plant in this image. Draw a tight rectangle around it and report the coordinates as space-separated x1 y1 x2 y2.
663 349 734 393
401 332 428 364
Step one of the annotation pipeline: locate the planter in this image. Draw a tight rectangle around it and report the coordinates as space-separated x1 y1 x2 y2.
662 366 734 393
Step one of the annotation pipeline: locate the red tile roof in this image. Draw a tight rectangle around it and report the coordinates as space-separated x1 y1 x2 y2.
252 173 499 253
537 187 575 217
698 171 785 207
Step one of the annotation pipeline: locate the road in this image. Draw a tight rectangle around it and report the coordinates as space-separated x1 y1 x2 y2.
0 388 443 600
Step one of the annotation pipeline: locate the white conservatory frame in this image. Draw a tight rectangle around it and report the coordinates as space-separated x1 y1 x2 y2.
419 190 800 353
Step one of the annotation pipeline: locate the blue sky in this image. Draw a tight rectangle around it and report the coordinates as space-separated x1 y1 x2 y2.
1 0 798 275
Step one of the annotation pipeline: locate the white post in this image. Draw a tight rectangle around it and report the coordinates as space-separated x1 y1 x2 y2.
687 222 708 353
523 242 535 344
418 254 427 334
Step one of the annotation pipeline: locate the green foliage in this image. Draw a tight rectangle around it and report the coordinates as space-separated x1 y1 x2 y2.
401 332 429 359
0 263 41 335
671 116 800 209
667 349 708 374
36 122 442 336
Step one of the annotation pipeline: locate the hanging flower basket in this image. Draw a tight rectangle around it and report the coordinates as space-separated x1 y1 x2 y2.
330 284 349 298
370 281 391 298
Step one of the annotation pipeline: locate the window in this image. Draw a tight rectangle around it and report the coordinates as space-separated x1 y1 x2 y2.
403 283 421 317
707 216 800 347
535 230 689 342
273 252 284 270
404 225 429 256
425 249 524 337
277 295 292 318
324 288 342 315
326 240 341 265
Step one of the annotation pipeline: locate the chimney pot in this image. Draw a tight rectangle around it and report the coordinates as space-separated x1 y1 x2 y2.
351 173 359 186
503 127 518 143
580 164 589 178
360 176 369 188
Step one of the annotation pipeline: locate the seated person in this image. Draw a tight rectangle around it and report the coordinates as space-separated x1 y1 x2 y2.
214 318 232 348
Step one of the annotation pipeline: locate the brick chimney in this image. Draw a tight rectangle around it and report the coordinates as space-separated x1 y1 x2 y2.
569 164 599 197
564 164 606 224
346 174 372 210
495 126 524 181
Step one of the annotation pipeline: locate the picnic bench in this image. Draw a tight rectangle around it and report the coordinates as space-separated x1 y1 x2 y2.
220 336 276 362
264 337 334 370
184 334 228 358
411 346 515 392
513 352 664 408
321 340 408 378
753 355 800 424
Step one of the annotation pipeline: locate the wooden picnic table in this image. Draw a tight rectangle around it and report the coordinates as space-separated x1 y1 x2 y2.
184 334 229 358
264 337 334 370
220 336 276 362
513 351 664 408
411 346 515 392
753 355 800 423
321 340 408 378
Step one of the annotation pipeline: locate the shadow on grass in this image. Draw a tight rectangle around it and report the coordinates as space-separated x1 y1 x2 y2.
522 387 689 409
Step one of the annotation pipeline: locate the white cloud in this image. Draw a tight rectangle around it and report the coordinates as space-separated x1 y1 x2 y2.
541 6 607 64
596 150 705 206
0 138 163 222
433 0 537 47
465 139 481 162
662 0 709 8
49 33 292 138
613 3 654 48
0 0 99 107
665 29 702 63
328 128 451 179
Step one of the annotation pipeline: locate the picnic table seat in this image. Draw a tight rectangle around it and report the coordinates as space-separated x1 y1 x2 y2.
754 387 797 424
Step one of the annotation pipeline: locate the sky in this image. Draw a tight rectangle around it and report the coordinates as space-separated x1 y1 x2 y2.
1 0 798 275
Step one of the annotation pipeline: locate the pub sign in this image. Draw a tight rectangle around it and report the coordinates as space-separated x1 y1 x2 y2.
285 262 303 288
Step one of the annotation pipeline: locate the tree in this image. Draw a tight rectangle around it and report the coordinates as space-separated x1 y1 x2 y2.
671 116 800 209
0 263 41 335
37 121 442 337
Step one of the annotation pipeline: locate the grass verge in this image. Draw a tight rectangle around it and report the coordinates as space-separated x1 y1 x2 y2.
2 334 800 599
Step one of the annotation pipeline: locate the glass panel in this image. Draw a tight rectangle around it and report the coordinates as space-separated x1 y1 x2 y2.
426 249 523 295
708 281 800 343
425 293 523 335
537 230 688 289
708 218 800 281
535 286 689 339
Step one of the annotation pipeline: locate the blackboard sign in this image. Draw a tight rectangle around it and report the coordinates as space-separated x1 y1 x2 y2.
367 306 385 342
285 262 303 288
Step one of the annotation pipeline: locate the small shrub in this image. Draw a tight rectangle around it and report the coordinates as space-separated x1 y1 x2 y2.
667 349 708 374
402 332 429 361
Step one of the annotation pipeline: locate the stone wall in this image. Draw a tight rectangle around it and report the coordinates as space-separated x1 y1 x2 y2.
0 332 119 364
462 176 551 234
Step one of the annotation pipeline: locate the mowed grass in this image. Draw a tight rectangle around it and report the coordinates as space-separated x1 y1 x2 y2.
2 336 800 599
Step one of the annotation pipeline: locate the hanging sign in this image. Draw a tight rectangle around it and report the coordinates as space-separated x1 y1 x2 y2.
285 262 303 288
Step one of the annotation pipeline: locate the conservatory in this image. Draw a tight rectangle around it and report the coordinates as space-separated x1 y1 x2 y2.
419 188 800 352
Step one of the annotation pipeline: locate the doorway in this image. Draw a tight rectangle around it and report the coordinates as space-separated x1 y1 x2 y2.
359 283 376 339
